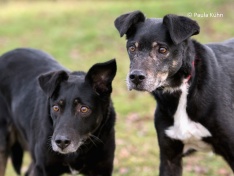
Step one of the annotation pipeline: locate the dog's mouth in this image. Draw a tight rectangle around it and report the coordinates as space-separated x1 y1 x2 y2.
128 83 146 91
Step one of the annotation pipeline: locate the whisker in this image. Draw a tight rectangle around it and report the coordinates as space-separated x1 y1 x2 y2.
88 136 97 147
46 136 54 153
46 135 62 156
89 134 104 144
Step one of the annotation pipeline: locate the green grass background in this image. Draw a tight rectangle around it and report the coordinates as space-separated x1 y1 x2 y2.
0 0 234 175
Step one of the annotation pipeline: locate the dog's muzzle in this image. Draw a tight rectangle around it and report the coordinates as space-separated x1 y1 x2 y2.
127 69 169 92
51 133 82 154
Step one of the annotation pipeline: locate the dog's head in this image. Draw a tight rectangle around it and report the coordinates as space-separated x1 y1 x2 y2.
115 11 199 92
38 59 116 154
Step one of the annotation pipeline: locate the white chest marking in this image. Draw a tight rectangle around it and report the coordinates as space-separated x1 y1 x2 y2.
68 165 79 175
165 80 212 153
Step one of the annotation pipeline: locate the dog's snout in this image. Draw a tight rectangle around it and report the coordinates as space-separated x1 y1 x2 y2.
129 70 146 85
55 135 71 150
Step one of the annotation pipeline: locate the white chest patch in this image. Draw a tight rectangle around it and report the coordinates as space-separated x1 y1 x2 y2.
68 165 79 175
165 80 212 153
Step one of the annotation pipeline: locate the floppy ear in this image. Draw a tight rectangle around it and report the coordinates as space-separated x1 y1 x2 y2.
163 14 200 44
85 59 117 96
114 10 145 38
38 71 68 97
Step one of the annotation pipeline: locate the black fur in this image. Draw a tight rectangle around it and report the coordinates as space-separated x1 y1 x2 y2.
115 10 234 175
0 48 117 176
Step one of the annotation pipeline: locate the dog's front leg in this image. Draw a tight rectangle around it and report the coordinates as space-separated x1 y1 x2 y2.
157 136 184 176
28 161 49 176
29 143 47 176
159 148 183 176
0 123 10 176
155 117 184 176
0 148 8 176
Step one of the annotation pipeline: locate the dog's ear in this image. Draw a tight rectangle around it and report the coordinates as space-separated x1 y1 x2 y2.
163 14 200 44
85 59 117 96
38 71 68 97
114 10 145 38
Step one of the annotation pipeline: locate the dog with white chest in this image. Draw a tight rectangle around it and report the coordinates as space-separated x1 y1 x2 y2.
115 10 234 175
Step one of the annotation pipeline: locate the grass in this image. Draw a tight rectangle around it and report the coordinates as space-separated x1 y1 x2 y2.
0 0 234 175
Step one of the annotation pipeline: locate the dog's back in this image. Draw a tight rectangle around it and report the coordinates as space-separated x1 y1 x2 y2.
201 39 234 101
206 38 234 58
206 38 234 70
0 48 66 104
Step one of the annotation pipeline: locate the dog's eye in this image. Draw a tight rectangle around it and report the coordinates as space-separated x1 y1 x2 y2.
159 47 167 54
129 46 136 52
80 106 89 113
53 105 60 112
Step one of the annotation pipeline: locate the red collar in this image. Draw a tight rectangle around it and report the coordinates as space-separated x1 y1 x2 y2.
185 61 195 83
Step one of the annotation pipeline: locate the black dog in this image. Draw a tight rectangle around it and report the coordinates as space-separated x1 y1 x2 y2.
0 48 116 176
115 10 234 175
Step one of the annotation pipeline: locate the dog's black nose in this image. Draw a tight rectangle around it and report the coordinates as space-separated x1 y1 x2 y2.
129 70 146 85
55 136 71 150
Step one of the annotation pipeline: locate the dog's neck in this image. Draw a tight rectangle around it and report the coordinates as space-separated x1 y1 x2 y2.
158 59 196 94
92 101 113 136
184 60 195 83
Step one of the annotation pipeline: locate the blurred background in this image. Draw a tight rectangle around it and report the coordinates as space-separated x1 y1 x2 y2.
0 0 234 175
